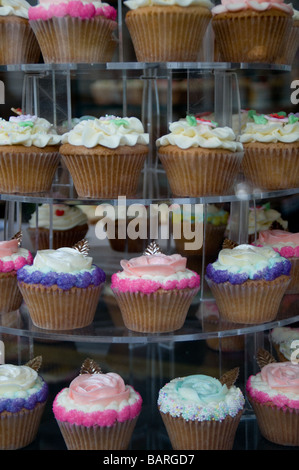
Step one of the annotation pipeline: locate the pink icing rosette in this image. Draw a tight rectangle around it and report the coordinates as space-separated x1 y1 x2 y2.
120 253 187 277
261 363 299 394
29 0 117 21
257 230 299 258
69 373 130 406
212 0 293 15
0 240 33 273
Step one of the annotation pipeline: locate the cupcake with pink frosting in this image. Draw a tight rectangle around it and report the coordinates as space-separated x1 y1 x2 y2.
0 233 33 313
211 0 293 63
255 229 299 294
111 241 200 333
29 0 118 63
246 348 299 446
53 358 142 450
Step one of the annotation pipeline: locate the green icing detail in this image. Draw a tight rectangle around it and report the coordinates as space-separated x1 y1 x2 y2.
18 121 34 128
186 115 197 127
113 119 129 127
211 120 218 127
288 115 299 124
277 111 287 117
248 110 257 119
253 114 268 125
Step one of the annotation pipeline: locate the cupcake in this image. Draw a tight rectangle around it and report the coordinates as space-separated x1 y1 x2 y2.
60 116 149 198
0 232 33 313
158 368 244 450
53 358 142 450
270 326 299 362
111 241 200 332
240 111 299 191
17 240 105 330
246 348 299 446
0 356 48 450
206 243 291 324
157 115 243 197
0 112 61 194
29 0 118 63
124 0 213 62
28 203 89 251
0 0 40 64
211 0 293 63
255 229 299 294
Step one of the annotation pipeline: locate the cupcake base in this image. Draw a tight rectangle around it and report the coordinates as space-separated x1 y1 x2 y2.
158 146 243 197
18 282 103 330
56 416 139 450
27 224 89 251
0 17 40 64
159 408 243 450
206 275 290 324
285 257 299 295
0 272 23 313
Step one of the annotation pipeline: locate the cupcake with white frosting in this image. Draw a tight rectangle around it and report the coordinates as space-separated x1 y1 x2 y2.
28 203 88 251
270 326 299 362
206 243 291 324
124 0 213 62
53 358 142 450
158 368 244 449
17 240 105 330
157 115 243 197
60 115 148 198
0 356 48 449
0 0 40 64
111 241 200 332
240 111 299 191
0 112 61 194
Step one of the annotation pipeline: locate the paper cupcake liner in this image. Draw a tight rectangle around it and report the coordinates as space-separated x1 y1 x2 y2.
61 146 147 198
30 16 117 63
242 143 299 191
158 148 243 197
0 272 23 313
276 21 299 65
248 396 299 446
206 275 290 324
0 149 60 194
0 402 46 450
27 224 89 251
112 287 199 333
18 282 103 330
159 409 243 450
0 17 40 64
285 257 299 295
125 6 211 62
57 416 139 450
212 11 292 62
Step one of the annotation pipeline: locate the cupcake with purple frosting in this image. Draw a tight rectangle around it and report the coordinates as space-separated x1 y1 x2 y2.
0 356 48 449
206 243 291 324
17 240 105 330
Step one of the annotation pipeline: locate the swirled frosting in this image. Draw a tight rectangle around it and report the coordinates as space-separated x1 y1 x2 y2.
206 244 291 284
246 362 299 409
0 239 33 272
158 375 244 421
61 115 149 149
111 253 200 293
156 116 243 152
0 114 61 148
53 372 142 426
0 364 48 413
256 230 299 258
17 247 105 290
239 112 299 144
29 0 117 21
248 203 288 235
0 0 31 19
271 327 299 361
29 204 88 230
173 204 229 226
212 0 293 16
124 0 213 10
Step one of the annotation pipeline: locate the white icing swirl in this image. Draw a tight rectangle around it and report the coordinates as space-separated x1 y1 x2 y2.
212 0 293 16
249 370 299 401
124 0 213 10
0 115 61 148
29 204 88 230
0 0 31 19
61 116 149 149
0 364 38 395
240 121 299 144
29 247 93 273
156 118 243 152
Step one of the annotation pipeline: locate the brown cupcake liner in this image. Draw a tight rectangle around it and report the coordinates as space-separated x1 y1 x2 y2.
276 20 299 64
57 416 139 450
206 275 290 324
60 145 147 198
174 222 226 257
159 408 243 450
0 17 40 64
0 272 23 313
0 149 60 194
0 401 46 450
285 257 299 295
242 143 299 191
248 396 299 446
212 11 292 62
18 282 103 330
158 147 243 197
112 287 199 333
30 16 117 63
125 6 211 62
27 224 89 251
